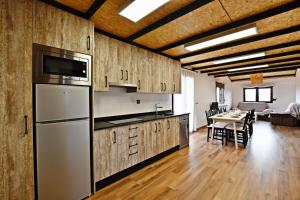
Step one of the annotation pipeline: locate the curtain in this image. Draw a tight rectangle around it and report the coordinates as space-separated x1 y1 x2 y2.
174 69 195 132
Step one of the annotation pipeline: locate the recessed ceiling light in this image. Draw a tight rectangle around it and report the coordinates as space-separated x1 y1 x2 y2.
212 52 266 64
228 64 269 72
185 26 258 51
119 0 170 22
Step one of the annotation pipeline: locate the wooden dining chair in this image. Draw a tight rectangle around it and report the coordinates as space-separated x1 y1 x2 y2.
248 109 255 138
205 110 228 145
225 113 250 148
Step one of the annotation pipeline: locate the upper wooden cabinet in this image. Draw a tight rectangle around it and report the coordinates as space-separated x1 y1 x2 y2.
173 60 182 94
33 0 94 55
1 0 34 199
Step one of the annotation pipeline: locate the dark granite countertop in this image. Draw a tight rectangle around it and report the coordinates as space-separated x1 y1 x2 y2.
94 111 189 130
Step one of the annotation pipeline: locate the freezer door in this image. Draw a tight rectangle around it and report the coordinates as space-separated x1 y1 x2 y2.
36 119 91 200
36 84 89 122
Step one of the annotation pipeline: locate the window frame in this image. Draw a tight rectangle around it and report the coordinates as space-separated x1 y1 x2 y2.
243 86 273 103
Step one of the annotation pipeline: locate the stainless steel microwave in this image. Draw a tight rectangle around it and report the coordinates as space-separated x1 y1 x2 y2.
33 44 91 86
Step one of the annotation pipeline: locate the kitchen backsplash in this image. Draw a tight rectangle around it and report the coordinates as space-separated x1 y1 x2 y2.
94 87 172 118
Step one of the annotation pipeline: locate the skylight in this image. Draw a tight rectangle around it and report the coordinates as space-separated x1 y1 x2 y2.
119 0 170 22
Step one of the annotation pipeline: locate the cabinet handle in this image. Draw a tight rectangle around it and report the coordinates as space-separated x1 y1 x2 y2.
129 127 138 130
173 83 175 92
113 131 116 144
164 83 166 91
125 70 128 81
161 83 163 91
155 123 157 133
129 143 138 147
158 122 161 132
105 76 108 88
87 36 90 50
138 80 141 90
121 70 124 80
128 135 138 139
24 115 28 135
168 120 170 130
129 151 138 156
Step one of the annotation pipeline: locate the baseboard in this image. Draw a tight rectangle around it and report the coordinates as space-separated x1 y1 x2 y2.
95 145 180 191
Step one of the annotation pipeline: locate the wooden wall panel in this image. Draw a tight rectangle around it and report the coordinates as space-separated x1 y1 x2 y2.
0 0 34 199
56 0 95 13
91 0 192 38
134 1 231 49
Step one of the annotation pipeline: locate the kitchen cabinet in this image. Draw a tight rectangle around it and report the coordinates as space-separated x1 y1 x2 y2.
33 0 94 55
117 126 129 172
1 0 34 198
94 34 109 91
164 117 180 150
136 48 152 93
173 60 182 94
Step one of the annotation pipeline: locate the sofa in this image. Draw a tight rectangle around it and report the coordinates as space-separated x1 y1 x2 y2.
237 102 273 121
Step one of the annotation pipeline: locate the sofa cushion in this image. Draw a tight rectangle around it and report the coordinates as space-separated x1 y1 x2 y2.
237 102 268 112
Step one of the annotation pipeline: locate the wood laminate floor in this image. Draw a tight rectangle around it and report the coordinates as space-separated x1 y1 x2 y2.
91 121 300 200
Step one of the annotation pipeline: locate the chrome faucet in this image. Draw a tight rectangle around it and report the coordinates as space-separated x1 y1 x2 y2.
155 103 163 115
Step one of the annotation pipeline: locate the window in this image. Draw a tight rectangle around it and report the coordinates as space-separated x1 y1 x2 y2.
243 87 273 103
216 82 225 104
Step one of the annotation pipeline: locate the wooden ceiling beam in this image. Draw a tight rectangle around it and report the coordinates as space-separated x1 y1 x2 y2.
127 0 213 41
200 57 300 73
177 24 300 60
213 64 300 77
181 40 300 66
185 50 300 69
230 74 296 82
85 0 106 19
157 1 300 52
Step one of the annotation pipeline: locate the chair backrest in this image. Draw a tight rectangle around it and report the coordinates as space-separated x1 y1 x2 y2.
205 110 213 125
211 102 219 110
243 113 251 130
250 109 255 120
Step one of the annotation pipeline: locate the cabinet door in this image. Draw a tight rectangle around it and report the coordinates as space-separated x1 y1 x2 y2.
1 0 34 199
156 120 165 154
136 48 152 93
117 126 129 172
94 129 111 182
137 123 146 163
124 45 137 85
94 34 109 91
107 128 119 175
33 0 94 55
173 61 182 94
145 122 154 159
174 117 180 146
152 54 164 93
164 118 173 150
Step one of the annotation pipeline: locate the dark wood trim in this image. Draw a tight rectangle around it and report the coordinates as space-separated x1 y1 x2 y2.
127 0 213 41
214 65 300 77
156 1 300 52
201 57 300 73
85 0 106 19
177 24 300 60
181 40 300 67
232 74 296 82
183 50 300 68
243 86 273 103
95 145 180 191
39 0 87 18
95 28 176 60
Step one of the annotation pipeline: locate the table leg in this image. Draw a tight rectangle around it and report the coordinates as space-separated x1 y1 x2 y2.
211 119 215 141
233 122 238 150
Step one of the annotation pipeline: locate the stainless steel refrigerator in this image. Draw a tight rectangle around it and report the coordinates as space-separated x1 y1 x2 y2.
35 84 91 200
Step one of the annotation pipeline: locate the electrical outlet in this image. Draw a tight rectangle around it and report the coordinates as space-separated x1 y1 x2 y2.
136 99 140 104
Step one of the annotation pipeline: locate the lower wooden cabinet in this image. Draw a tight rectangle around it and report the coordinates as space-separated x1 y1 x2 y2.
94 117 180 183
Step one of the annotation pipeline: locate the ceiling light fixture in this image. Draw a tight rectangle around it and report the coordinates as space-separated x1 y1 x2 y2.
212 52 266 64
228 64 269 72
185 25 258 51
119 0 170 22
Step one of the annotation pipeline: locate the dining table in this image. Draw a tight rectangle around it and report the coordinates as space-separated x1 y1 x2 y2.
209 111 247 150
